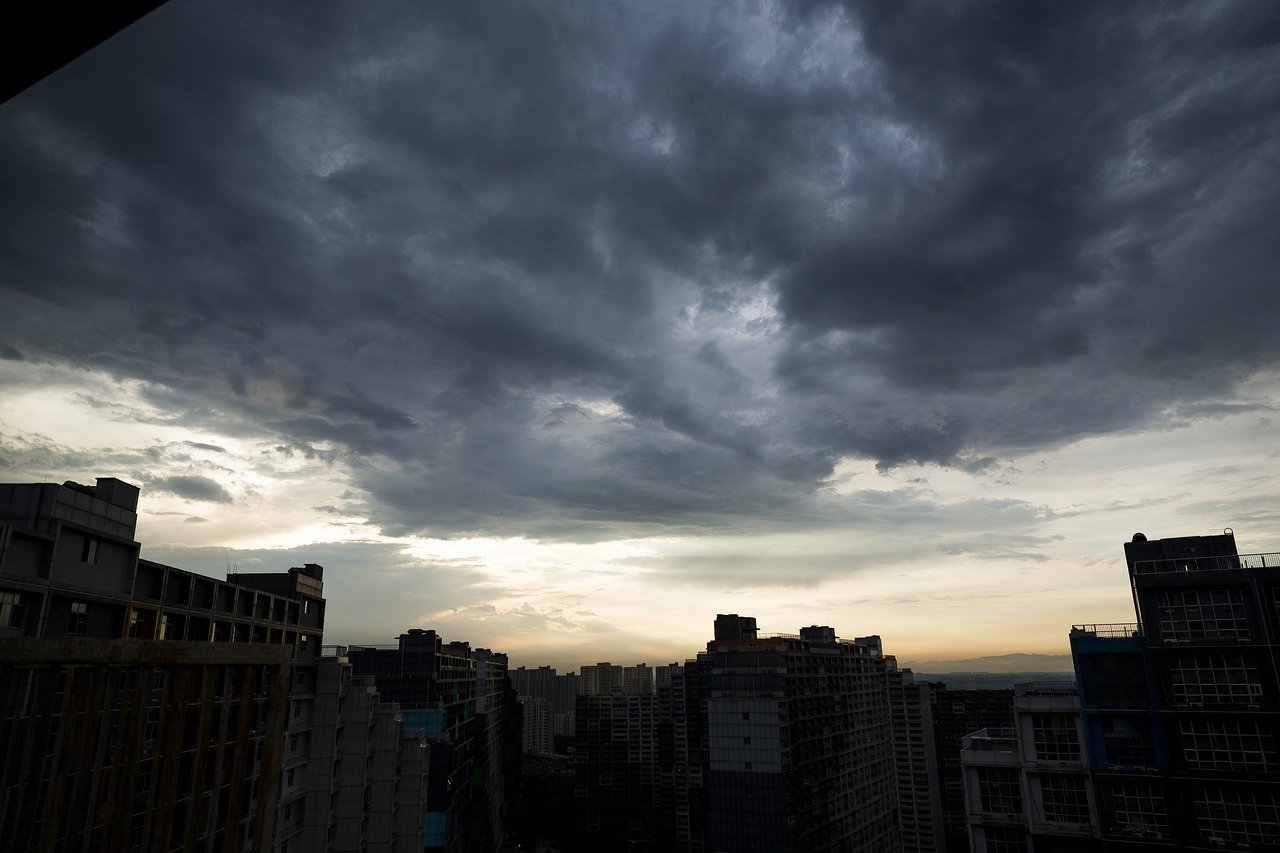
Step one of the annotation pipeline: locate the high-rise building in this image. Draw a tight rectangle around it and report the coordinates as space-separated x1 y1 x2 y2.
705 616 901 853
1072 530 1280 850
656 661 682 691
962 529 1280 852
301 649 430 852
553 671 580 738
959 681 1093 853
624 662 655 695
580 661 624 696
885 656 945 853
574 692 660 848
511 665 556 755
929 685 1015 852
0 477 325 852
347 629 518 853
657 654 713 853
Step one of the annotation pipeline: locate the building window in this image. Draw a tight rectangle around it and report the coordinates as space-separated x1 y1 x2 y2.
1194 785 1280 846
297 670 306 686
287 768 295 786
299 634 309 652
81 538 99 564
1169 652 1263 705
1032 714 1080 762
0 592 23 629
1041 774 1091 824
1158 588 1249 640
1083 653 1147 708
68 601 88 635
982 827 1028 853
1181 718 1276 773
978 768 1022 816
290 734 299 751
1103 779 1169 839
1101 716 1156 767
743 736 751 745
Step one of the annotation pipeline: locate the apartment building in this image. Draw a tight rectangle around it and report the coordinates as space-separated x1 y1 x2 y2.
930 685 1016 851
347 629 518 853
1073 530 1280 850
885 656 945 853
300 649 430 852
574 692 660 848
706 616 901 853
962 529 1280 852
0 477 324 852
959 681 1095 853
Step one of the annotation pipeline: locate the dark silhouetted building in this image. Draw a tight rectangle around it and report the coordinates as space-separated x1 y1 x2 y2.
930 685 1015 851
0 477 325 852
962 529 1280 852
1074 530 1280 850
706 616 901 852
574 692 660 848
348 629 517 853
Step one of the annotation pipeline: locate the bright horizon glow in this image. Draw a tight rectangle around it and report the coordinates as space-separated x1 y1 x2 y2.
7 362 1277 671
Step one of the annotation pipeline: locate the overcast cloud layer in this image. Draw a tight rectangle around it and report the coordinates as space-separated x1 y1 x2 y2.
2 1 1278 663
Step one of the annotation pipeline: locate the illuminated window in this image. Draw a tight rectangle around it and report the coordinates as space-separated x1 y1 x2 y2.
0 592 23 629
69 601 88 635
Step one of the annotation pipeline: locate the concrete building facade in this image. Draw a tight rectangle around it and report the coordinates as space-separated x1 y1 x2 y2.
0 477 325 853
706 616 901 853
962 529 1280 853
347 629 518 853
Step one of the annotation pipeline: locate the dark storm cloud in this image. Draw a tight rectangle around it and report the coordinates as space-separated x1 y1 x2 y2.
1 0 1276 539
147 475 234 504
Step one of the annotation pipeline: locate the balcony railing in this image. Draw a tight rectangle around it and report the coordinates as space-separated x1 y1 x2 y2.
1070 623 1141 638
961 727 1018 753
1131 552 1280 574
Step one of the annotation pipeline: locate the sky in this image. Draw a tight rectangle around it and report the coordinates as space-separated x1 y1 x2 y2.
2 0 1278 672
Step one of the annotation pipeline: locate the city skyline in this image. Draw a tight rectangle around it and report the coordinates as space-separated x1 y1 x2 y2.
2 2 1279 672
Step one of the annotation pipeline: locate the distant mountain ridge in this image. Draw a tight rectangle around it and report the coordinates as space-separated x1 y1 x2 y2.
900 652 1073 673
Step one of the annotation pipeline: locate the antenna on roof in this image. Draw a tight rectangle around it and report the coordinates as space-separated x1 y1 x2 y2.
226 549 237 575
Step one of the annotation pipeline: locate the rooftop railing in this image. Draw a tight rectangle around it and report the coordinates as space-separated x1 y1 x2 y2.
1131 552 1280 574
1070 623 1142 638
1015 680 1077 696
962 727 1018 753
